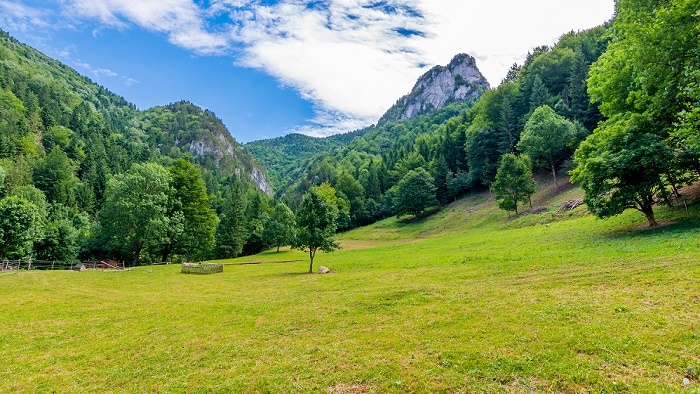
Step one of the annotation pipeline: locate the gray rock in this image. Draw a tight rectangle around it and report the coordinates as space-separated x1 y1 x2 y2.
318 266 331 274
379 54 490 124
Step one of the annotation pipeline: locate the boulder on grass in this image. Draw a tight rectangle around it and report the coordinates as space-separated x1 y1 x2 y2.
318 266 331 274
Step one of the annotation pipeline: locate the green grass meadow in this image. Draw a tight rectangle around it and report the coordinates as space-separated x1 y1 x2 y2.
2 183 700 393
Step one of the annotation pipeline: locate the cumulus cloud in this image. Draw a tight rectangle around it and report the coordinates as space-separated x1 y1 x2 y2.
2 0 615 136
232 0 432 131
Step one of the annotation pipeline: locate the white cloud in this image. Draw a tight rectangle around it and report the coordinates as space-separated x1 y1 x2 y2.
224 0 615 135
233 1 431 131
64 0 229 54
123 76 140 87
3 0 615 136
0 1 51 32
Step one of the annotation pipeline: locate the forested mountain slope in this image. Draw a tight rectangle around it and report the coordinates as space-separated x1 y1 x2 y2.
245 129 366 188
247 25 613 231
0 30 272 264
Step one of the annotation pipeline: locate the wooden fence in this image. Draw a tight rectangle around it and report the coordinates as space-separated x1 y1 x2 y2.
0 259 125 274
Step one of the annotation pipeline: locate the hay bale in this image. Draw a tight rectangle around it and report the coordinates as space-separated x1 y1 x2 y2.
181 263 224 275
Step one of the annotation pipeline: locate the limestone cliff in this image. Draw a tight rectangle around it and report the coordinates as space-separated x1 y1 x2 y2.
378 54 490 124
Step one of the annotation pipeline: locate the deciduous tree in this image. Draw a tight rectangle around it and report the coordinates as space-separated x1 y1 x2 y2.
492 154 536 215
263 202 296 252
0 196 38 259
571 114 672 227
293 187 340 273
391 167 437 218
214 180 246 259
518 105 577 186
99 162 173 266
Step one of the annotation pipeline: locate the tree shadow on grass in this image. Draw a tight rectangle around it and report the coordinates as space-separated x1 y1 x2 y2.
603 216 700 241
275 271 314 277
396 206 441 225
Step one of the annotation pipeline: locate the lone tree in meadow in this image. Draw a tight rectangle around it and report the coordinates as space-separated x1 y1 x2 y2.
293 187 340 273
492 154 537 216
391 167 437 218
518 105 577 187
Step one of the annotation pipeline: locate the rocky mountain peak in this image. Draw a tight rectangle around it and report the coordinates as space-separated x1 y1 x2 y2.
378 54 490 124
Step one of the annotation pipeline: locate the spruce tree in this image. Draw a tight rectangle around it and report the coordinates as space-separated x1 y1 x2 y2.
214 180 246 259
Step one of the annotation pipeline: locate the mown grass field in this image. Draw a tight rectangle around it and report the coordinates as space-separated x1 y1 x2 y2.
2 180 700 393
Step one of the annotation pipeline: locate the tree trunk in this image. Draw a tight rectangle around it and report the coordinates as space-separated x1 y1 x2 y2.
642 206 658 228
551 164 559 187
277 245 280 253
132 242 143 267
161 244 172 263
308 249 315 273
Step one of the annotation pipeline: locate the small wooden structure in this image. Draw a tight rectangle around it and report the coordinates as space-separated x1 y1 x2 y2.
81 260 125 270
181 262 224 275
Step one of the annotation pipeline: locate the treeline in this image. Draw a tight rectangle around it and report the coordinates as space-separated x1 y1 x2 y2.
0 30 275 264
270 25 610 226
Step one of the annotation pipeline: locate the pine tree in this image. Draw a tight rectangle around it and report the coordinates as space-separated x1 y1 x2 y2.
529 75 551 113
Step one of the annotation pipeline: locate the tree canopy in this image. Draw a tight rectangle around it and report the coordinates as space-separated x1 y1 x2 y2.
518 105 578 186
0 196 39 259
293 187 340 273
99 162 174 266
391 167 437 218
492 154 537 215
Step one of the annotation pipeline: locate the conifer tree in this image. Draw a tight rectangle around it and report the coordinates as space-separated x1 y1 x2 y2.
214 180 246 259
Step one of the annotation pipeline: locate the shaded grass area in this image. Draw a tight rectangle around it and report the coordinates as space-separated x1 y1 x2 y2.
1 182 700 392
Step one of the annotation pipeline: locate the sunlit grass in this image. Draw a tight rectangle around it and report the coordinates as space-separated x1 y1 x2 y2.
1 181 699 392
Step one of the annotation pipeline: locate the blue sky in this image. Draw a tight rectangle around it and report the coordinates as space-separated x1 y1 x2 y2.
0 0 614 143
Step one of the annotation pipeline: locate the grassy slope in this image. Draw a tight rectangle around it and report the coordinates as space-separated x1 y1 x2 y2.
1 179 699 393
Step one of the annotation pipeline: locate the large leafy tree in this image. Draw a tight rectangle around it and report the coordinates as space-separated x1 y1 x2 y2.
571 115 673 227
99 162 174 266
0 196 39 259
33 206 83 262
573 0 699 226
263 202 296 253
333 170 365 226
242 191 270 256
391 167 437 218
293 187 340 273
518 105 578 186
159 159 218 262
492 154 537 216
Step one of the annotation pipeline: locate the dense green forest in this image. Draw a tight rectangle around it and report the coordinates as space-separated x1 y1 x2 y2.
246 129 367 188
0 30 276 265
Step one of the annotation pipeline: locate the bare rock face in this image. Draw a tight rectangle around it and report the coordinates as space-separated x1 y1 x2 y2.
251 167 273 196
379 54 490 124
